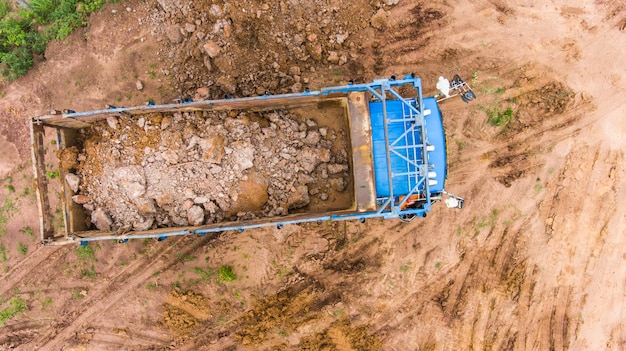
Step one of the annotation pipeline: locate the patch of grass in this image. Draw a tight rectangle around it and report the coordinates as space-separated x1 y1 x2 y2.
194 267 214 281
217 265 236 282
0 197 18 236
495 87 506 94
147 63 156 79
70 288 85 300
146 282 157 290
17 242 27 255
0 297 26 324
19 226 33 238
176 253 197 262
80 265 96 278
400 264 410 272
486 107 514 127
3 184 14 193
45 170 60 179
534 183 543 193
42 296 53 308
435 262 442 269
0 245 7 262
75 245 96 261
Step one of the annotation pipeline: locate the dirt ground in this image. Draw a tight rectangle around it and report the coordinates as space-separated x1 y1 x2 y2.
1 0 625 350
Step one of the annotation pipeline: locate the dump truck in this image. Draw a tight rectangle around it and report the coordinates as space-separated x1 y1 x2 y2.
30 74 467 246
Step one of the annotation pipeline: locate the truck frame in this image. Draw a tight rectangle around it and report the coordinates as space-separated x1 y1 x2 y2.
31 74 457 246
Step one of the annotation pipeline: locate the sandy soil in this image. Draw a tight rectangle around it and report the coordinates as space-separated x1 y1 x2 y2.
1 0 625 350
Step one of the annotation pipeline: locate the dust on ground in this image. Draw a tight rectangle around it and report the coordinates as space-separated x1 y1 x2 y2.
1 0 626 350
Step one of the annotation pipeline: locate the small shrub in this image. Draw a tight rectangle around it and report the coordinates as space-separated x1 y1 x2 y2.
80 265 96 278
17 242 27 255
218 265 236 282
0 297 26 324
3 184 14 193
75 245 95 260
19 226 33 238
487 107 514 127
0 245 6 262
194 267 213 281
45 170 60 179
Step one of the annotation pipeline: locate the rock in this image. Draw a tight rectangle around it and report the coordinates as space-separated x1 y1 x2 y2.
196 87 209 99
288 185 310 209
307 33 317 42
231 144 255 171
319 149 331 163
223 23 232 38
371 9 388 30
137 117 145 128
92 208 113 231
65 173 80 193
303 130 320 146
134 197 156 214
328 163 348 174
320 192 329 201
136 80 144 90
216 75 236 94
209 4 222 18
203 40 221 58
121 182 145 199
106 117 118 130
319 127 328 137
289 66 301 76
336 33 348 45
383 0 399 5
161 116 172 130
327 51 340 63
329 177 347 192
161 149 179 164
291 83 302 93
187 206 205 226
183 199 195 210
166 25 184 44
194 197 208 204
299 147 322 173
133 216 154 231
126 7 131 12
198 135 225 164
184 23 196 32
155 193 174 207
72 195 90 204
114 166 146 198
307 44 323 61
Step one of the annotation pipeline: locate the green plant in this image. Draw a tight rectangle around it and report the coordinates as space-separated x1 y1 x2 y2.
534 183 543 193
0 245 6 262
75 245 96 260
218 265 236 282
400 264 410 272
0 297 25 324
435 262 442 269
3 184 14 193
80 265 96 278
70 288 85 300
19 226 33 238
146 282 157 290
42 296 53 308
194 267 213 281
486 107 514 127
0 0 9 19
45 170 60 179
17 242 27 255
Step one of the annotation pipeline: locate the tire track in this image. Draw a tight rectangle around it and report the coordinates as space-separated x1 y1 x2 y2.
34 235 214 350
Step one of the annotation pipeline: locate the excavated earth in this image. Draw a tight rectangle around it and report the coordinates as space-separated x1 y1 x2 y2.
63 109 350 231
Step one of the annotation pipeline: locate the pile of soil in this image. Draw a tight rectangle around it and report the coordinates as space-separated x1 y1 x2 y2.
152 0 382 97
62 109 349 231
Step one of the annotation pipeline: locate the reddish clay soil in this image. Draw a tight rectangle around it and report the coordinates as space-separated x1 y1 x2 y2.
1 0 625 350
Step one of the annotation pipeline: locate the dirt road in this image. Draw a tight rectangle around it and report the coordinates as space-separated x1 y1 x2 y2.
1 0 625 350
